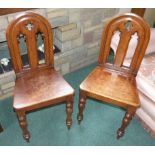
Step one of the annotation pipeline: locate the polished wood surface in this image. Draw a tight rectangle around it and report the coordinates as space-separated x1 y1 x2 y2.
6 12 74 142
77 13 150 139
14 68 74 111
6 12 54 77
131 8 146 17
80 66 140 108
0 123 3 133
0 9 33 16
98 14 150 76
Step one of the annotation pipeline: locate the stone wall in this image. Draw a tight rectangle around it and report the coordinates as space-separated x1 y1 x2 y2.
0 8 128 99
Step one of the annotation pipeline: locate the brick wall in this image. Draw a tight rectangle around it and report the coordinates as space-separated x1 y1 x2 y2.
0 8 130 99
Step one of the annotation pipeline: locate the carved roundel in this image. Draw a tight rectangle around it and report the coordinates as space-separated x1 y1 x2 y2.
25 21 34 31
125 20 133 31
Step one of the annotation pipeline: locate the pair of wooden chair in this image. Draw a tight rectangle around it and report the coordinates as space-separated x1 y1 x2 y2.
5 12 150 141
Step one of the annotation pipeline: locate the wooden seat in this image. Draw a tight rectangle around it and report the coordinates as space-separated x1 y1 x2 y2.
77 13 150 139
80 66 140 108
6 12 74 142
14 69 74 110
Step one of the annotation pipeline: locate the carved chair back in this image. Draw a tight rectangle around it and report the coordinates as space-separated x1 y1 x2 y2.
6 12 54 77
98 13 150 76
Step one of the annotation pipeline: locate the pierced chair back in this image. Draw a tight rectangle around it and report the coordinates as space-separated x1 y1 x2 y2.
98 13 150 76
6 12 54 77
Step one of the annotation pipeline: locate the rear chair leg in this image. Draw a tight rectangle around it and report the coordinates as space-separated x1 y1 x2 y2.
66 95 74 129
77 90 87 124
17 111 30 142
117 108 136 139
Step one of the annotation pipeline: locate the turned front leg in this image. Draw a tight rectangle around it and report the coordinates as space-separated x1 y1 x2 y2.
17 111 30 142
117 108 136 139
0 123 3 133
66 95 74 129
77 90 87 124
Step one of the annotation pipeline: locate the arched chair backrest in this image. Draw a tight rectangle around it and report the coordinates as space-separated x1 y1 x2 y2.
6 12 54 77
98 13 150 76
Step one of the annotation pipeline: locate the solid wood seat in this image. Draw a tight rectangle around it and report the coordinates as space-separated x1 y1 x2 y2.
14 68 74 110
80 66 140 108
6 12 74 142
77 13 150 139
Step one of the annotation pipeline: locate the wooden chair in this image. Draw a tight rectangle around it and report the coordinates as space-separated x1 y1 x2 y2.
77 13 150 139
0 123 3 133
6 12 74 142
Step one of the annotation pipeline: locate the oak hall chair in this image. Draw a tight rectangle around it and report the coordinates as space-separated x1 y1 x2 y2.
6 12 74 142
77 13 150 139
0 123 3 133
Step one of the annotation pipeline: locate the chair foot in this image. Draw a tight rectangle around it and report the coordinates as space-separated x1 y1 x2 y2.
77 115 83 124
0 123 3 133
66 120 72 130
117 128 124 139
67 125 71 130
66 96 73 129
17 111 30 142
77 90 86 124
24 134 30 142
117 108 135 139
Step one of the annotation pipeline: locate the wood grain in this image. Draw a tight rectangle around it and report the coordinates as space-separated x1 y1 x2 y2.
77 13 150 139
131 8 146 17
0 8 33 16
6 12 74 142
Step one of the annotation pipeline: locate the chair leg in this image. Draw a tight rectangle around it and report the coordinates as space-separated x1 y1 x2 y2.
77 90 87 124
117 108 136 139
0 123 3 133
17 111 30 142
66 95 74 129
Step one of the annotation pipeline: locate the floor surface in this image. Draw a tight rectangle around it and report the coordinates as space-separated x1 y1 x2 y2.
0 62 155 145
